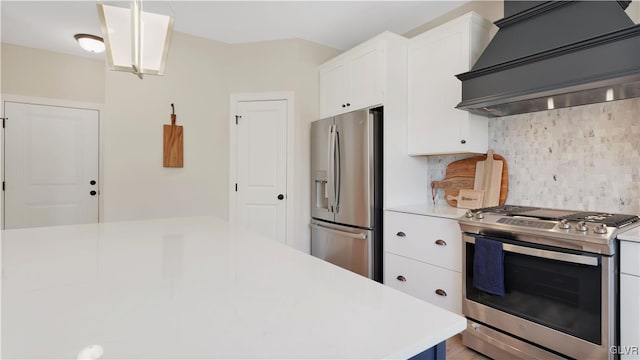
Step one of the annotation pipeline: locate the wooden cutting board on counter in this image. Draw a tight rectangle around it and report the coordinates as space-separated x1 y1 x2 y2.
431 152 508 207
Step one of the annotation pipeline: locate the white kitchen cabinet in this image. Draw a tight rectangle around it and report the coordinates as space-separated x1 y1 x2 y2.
318 61 348 118
319 37 383 118
407 12 493 155
386 252 462 314
384 210 463 314
621 241 640 360
385 211 461 272
318 31 430 209
318 32 430 210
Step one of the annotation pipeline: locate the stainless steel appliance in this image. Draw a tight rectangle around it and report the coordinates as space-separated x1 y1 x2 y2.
458 205 640 359
310 107 382 282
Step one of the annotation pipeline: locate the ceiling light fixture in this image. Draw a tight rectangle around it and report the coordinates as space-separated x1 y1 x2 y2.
605 88 615 101
547 97 555 110
74 34 105 53
97 0 174 79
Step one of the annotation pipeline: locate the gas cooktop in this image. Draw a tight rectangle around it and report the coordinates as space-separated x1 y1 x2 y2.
458 205 640 255
475 205 640 228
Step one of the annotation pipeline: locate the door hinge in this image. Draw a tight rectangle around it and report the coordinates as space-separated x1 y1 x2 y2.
235 115 241 125
235 183 238 192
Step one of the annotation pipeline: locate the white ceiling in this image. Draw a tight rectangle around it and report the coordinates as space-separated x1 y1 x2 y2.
0 1 468 59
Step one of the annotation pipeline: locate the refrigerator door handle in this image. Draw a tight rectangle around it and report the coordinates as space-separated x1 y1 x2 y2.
335 128 341 213
310 223 367 240
327 124 335 213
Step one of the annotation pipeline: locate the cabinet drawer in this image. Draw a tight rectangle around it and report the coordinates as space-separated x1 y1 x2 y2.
621 241 640 276
385 252 462 314
385 211 462 272
621 273 640 360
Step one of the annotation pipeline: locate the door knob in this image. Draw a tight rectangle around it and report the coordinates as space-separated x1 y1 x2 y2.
277 194 284 200
90 180 96 185
90 190 97 196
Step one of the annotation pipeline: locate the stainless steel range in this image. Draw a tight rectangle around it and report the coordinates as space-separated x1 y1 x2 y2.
458 205 640 360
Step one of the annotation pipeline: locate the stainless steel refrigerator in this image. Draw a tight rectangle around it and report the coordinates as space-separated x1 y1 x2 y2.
310 107 383 282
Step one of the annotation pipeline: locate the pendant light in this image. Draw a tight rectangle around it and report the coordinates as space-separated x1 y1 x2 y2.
97 0 174 79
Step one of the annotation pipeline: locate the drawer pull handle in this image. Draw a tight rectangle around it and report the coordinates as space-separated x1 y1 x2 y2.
435 239 447 246
396 275 407 282
396 231 406 237
435 289 447 297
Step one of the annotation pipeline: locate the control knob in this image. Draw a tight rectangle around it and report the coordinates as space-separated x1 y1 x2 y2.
593 223 608 234
465 210 474 218
475 211 484 220
558 219 570 230
575 221 588 232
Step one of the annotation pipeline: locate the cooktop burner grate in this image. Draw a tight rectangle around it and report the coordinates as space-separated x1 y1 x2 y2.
473 205 640 228
560 212 640 228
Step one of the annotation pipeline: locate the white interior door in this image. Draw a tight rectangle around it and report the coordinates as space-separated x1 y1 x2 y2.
234 100 287 244
3 102 99 229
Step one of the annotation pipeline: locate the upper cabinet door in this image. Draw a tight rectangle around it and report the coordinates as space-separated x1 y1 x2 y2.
319 60 348 118
409 32 464 153
347 43 383 112
407 12 493 156
319 39 384 118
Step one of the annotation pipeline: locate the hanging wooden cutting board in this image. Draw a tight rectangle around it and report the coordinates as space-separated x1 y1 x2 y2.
431 153 508 207
163 106 183 168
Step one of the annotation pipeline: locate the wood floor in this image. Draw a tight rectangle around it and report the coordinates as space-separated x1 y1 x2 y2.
446 334 491 360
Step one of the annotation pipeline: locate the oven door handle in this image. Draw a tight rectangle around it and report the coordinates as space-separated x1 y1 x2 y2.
467 238 599 266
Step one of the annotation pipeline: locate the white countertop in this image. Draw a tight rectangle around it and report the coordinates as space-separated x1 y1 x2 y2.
0 216 465 359
386 203 468 220
619 226 640 243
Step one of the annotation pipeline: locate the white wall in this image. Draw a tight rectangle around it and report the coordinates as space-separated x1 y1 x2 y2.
1 43 105 103
1 33 338 252
102 32 231 222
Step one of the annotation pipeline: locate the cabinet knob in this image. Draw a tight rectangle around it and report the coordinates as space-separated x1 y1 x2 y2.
396 231 406 237
435 289 447 297
435 239 447 246
396 275 407 282
346 103 351 107
460 139 466 144
342 104 346 108
90 190 97 196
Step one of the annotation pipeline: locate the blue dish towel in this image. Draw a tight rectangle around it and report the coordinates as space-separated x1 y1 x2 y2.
473 237 505 297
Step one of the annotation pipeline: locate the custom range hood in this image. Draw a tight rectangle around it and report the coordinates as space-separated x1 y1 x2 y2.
456 1 640 117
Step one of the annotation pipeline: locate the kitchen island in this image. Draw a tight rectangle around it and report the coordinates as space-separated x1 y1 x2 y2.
1 216 465 359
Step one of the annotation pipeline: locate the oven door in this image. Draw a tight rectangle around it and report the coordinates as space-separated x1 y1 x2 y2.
462 233 615 360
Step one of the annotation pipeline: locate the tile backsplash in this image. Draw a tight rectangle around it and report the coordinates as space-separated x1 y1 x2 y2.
427 97 640 214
